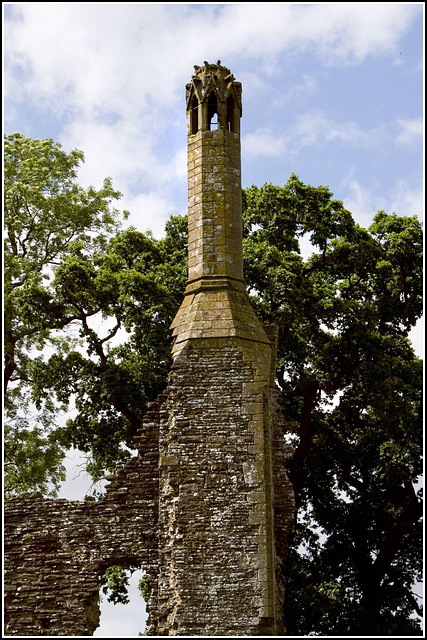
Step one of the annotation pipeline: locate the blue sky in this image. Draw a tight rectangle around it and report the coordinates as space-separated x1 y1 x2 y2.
4 2 424 636
4 3 423 236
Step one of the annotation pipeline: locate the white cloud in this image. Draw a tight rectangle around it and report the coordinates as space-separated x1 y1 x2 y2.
58 118 187 236
340 174 423 227
395 118 423 145
61 118 156 190
239 72 273 99
242 127 288 159
272 74 318 108
4 4 421 230
217 4 418 66
5 4 185 118
5 3 420 119
386 179 423 220
122 191 179 238
292 109 381 151
243 109 389 160
254 110 423 157
289 3 419 65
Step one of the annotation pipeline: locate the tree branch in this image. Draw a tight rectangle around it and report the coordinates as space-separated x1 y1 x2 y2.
78 310 140 432
288 379 320 506
372 489 422 583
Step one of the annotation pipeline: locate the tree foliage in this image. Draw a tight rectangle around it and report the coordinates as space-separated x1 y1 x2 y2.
4 132 127 494
3 135 422 634
4 133 188 488
242 177 423 635
99 564 150 608
31 219 187 479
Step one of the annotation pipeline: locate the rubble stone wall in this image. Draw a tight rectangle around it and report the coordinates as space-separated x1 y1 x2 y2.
156 337 279 636
271 388 297 634
4 397 162 637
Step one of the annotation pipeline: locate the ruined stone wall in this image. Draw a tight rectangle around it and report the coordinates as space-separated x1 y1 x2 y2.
4 384 295 638
4 380 295 638
4 396 162 637
4 62 297 637
4 497 101 636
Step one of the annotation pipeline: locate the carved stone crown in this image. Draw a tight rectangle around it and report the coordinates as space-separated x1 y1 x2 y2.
186 60 242 112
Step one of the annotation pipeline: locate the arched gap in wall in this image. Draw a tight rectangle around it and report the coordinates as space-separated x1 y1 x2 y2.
190 94 198 134
93 564 148 637
208 91 218 130
227 95 234 132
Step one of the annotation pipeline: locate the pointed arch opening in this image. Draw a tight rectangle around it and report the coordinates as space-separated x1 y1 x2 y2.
227 95 235 132
190 95 199 134
208 92 218 130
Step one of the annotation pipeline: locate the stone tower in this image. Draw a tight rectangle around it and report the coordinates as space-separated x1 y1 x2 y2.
4 62 294 637
158 61 283 636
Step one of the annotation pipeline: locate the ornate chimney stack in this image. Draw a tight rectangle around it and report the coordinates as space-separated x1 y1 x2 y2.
186 61 243 282
158 63 288 636
170 61 269 354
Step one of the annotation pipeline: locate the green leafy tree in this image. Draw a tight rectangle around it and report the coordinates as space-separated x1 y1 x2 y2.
100 565 134 605
30 219 187 479
5 133 188 490
99 564 151 609
4 132 127 495
242 176 423 635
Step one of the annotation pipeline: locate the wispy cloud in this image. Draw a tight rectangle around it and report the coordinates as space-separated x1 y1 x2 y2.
239 72 273 99
292 110 379 151
340 176 385 227
4 4 421 235
122 191 183 239
242 128 288 159
290 3 420 65
5 3 420 117
386 179 423 220
395 118 423 145
272 75 318 108
244 109 424 160
340 173 423 227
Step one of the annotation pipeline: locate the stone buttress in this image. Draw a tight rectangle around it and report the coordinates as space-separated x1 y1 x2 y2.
156 61 288 636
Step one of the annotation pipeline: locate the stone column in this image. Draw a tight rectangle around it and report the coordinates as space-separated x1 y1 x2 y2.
160 62 280 636
171 62 269 356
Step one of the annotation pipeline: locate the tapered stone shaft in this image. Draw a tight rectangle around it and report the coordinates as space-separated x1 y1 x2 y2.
171 62 269 355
